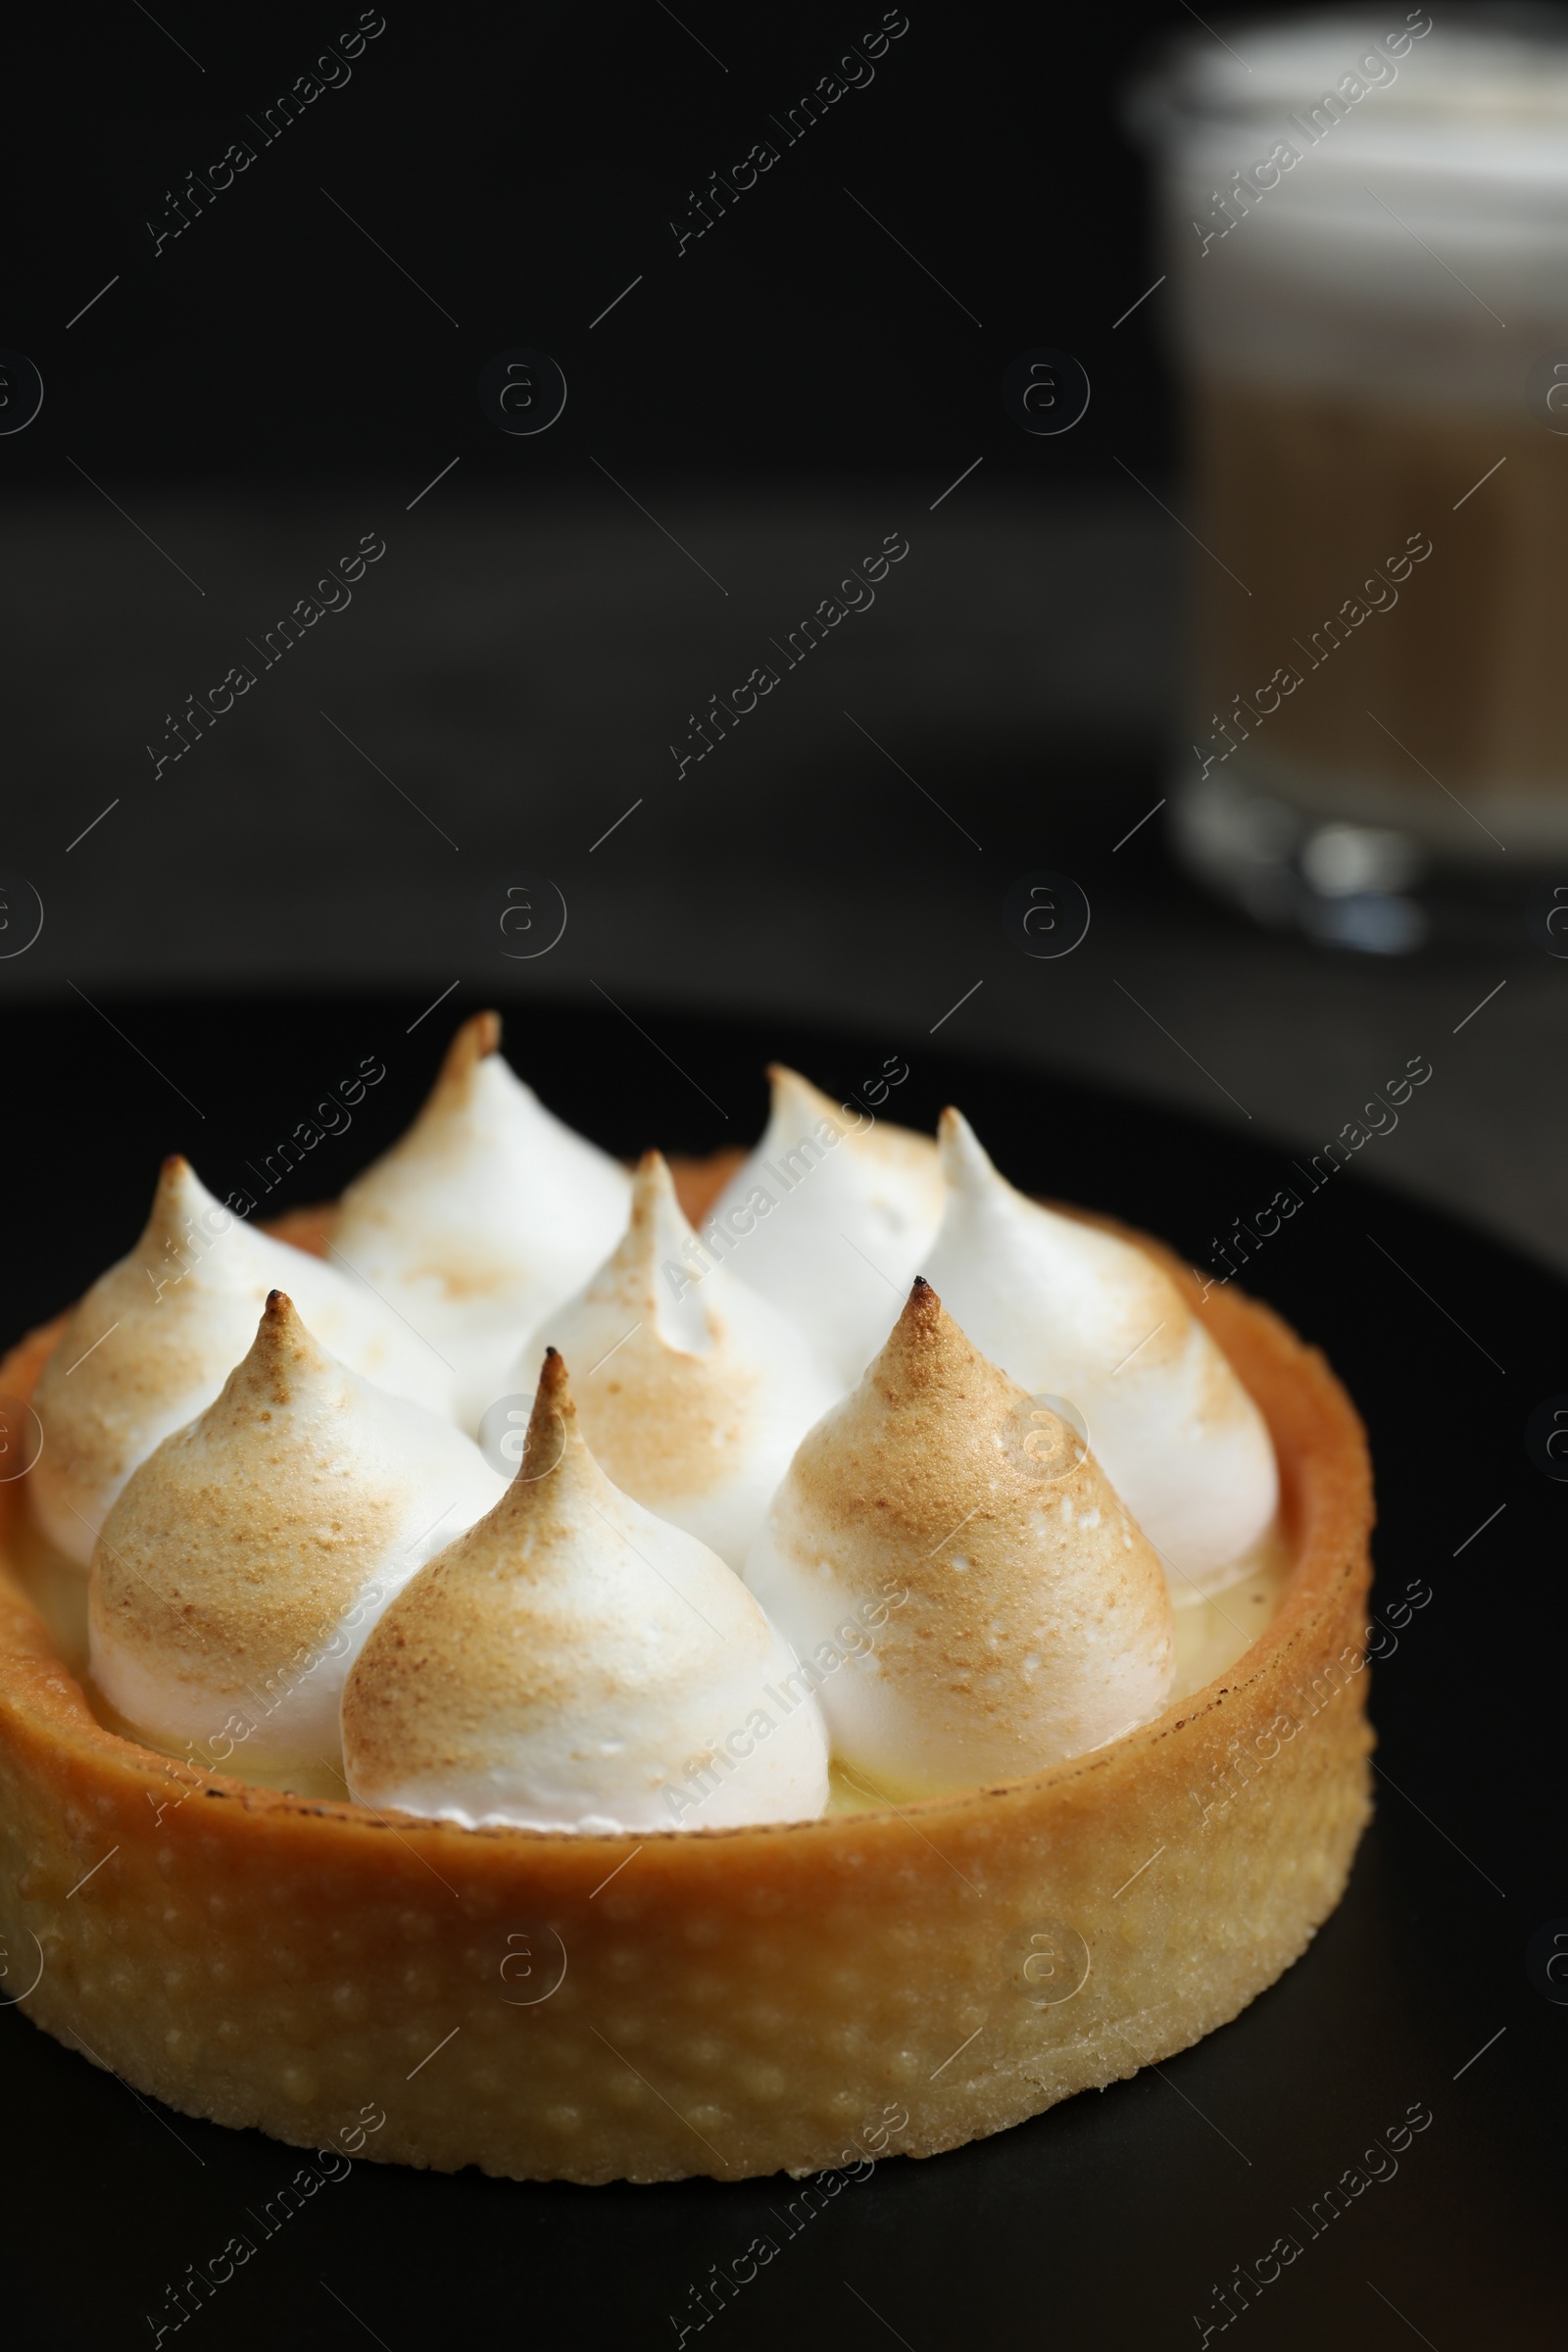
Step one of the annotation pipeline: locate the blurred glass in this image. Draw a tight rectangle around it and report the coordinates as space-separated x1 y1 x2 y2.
1130 8 1568 952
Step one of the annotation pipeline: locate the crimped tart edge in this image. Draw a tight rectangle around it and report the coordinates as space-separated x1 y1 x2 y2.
0 1166 1373 2184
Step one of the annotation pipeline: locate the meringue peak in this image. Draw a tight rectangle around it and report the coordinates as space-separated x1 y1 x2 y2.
895 1270 939 1342
180 1287 369 1446
349 1010 580 1182
623 1151 713 1352
332 1014 631 1428
440 1006 504 1087
150 1155 265 1298
341 1349 829 1833
445 1345 698 1574
254 1285 331 1388
86 1292 504 1778
744 1276 1174 1794
489 1342 582 1512
410 1007 509 1136
793 1276 1089 1532
924 1106 1279 1592
509 1154 839 1566
519 1342 572 1483
767 1065 931 1184
936 1109 1183 1368
707 1062 944 1385
156 1152 201 1205
221 1286 383 1422
764 1063 848 1135
857 1273 994 1432
30 1156 455 1566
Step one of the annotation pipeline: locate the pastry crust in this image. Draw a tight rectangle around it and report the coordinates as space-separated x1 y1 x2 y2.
0 1165 1373 2184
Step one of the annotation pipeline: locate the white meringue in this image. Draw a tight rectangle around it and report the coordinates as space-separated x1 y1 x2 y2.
921 1110 1279 1593
331 1010 631 1429
513 1152 839 1568
87 1292 504 1781
745 1279 1175 1795
29 1156 457 1566
706 1065 944 1386
341 1348 829 1834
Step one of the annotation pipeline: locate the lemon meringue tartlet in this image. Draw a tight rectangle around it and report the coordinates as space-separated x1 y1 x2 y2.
0 1018 1374 2188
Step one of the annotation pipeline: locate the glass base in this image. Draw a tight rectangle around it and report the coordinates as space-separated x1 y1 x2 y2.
1173 769 1555 956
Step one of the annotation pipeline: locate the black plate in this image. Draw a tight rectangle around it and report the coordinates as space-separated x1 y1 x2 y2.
1 995 1561 2351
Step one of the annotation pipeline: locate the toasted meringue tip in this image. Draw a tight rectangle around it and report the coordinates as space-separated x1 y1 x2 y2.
763 1061 827 1110
936 1104 1000 1181
887 1274 951 1361
158 1152 193 1183
257 1289 310 1344
251 1288 327 1374
439 1006 502 1080
517 1348 573 1479
627 1151 680 1242
632 1148 674 1192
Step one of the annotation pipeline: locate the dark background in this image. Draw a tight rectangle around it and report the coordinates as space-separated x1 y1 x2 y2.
2 5 1565 2343
11 2 1178 489
7 0 1567 1275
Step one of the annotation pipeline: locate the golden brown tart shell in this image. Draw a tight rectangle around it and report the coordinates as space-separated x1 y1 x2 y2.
0 1163 1373 2182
